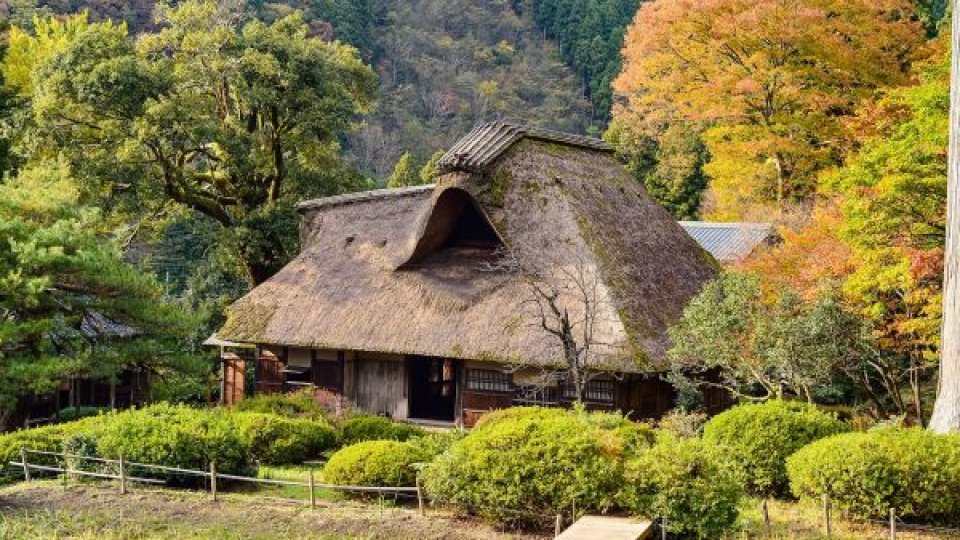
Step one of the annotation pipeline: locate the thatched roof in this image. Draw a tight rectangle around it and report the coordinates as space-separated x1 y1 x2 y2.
218 122 717 372
679 222 776 263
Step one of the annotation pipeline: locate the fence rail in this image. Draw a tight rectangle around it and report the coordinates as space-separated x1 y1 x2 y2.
10 448 421 510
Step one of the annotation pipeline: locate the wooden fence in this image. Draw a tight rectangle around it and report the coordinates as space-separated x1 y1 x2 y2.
10 448 423 512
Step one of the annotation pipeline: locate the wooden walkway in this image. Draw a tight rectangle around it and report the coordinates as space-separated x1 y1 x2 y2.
556 515 653 540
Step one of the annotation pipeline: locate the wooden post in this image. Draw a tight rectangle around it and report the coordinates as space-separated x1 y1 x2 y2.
823 494 832 537
889 508 896 539
378 494 384 517
118 454 126 495
308 469 316 509
19 448 30 482
210 462 218 502
762 499 770 531
554 514 562 538
416 476 425 516
661 516 668 540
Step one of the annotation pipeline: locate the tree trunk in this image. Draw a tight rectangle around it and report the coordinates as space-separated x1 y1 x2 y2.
930 4 960 433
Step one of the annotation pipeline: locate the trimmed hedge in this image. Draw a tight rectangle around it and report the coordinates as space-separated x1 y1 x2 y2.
421 407 647 524
0 418 97 471
339 416 424 445
621 435 743 540
787 428 960 523
703 400 847 496
322 440 426 488
93 404 253 479
234 413 338 465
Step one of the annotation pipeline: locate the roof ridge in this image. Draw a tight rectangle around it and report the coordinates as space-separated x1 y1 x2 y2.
438 121 612 172
679 221 773 229
296 184 436 211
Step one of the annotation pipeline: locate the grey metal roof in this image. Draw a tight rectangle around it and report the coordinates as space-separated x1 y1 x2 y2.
679 221 776 263
296 184 435 212
438 121 613 172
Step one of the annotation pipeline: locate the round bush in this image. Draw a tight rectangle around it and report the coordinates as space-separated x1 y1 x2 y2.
703 400 847 496
339 416 424 445
93 404 252 479
421 407 645 524
234 413 338 465
621 436 743 540
323 440 426 488
787 428 960 523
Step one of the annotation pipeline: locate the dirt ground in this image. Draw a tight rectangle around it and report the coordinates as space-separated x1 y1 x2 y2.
0 482 549 540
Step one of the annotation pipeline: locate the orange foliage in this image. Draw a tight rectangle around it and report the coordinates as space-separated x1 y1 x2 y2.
738 205 855 299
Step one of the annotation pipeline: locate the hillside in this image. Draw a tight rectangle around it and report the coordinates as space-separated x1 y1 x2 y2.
0 0 595 180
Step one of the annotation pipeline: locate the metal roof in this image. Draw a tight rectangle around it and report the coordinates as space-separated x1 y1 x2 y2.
679 221 776 263
438 121 613 172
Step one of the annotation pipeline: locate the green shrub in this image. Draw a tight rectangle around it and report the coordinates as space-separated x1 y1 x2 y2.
322 440 426 488
56 406 107 423
339 416 424 445
621 435 743 540
703 400 847 496
406 429 467 458
234 413 337 465
93 404 252 479
232 389 325 419
787 428 960 523
421 406 646 524
0 417 98 471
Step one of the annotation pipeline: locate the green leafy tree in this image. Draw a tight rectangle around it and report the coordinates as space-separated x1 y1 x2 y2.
386 152 419 188
0 161 199 431
18 1 377 284
668 273 871 404
418 150 444 185
606 117 708 219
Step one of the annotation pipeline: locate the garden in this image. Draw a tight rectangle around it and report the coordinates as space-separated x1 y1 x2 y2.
3 393 960 539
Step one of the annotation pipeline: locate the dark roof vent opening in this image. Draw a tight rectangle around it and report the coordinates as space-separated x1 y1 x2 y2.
402 188 505 267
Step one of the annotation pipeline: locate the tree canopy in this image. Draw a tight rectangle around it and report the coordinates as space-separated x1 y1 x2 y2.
612 0 924 220
14 1 377 284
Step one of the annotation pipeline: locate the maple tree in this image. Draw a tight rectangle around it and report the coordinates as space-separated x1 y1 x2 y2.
612 0 925 220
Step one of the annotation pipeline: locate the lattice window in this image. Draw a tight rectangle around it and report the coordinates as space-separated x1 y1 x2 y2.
513 385 559 406
563 380 616 403
466 369 513 392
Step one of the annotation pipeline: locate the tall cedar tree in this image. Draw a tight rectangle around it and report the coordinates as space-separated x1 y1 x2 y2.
930 1 960 432
17 2 377 284
612 0 924 221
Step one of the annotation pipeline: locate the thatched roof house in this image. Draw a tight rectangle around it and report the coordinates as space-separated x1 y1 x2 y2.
215 122 717 425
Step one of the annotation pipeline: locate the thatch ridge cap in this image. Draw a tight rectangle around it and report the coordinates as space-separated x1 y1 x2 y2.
438 121 612 172
296 184 436 212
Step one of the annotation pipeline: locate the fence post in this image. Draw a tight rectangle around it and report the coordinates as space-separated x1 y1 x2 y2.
308 469 316 509
661 516 668 540
762 499 770 531
118 454 126 495
889 508 896 540
415 476 425 516
210 462 218 502
19 448 30 482
823 493 832 537
555 513 562 538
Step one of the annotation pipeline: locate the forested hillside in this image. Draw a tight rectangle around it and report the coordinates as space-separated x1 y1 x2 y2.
0 0 596 179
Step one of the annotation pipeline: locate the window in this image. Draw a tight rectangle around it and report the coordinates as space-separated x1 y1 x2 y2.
513 385 559 406
466 369 512 392
563 380 616 403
